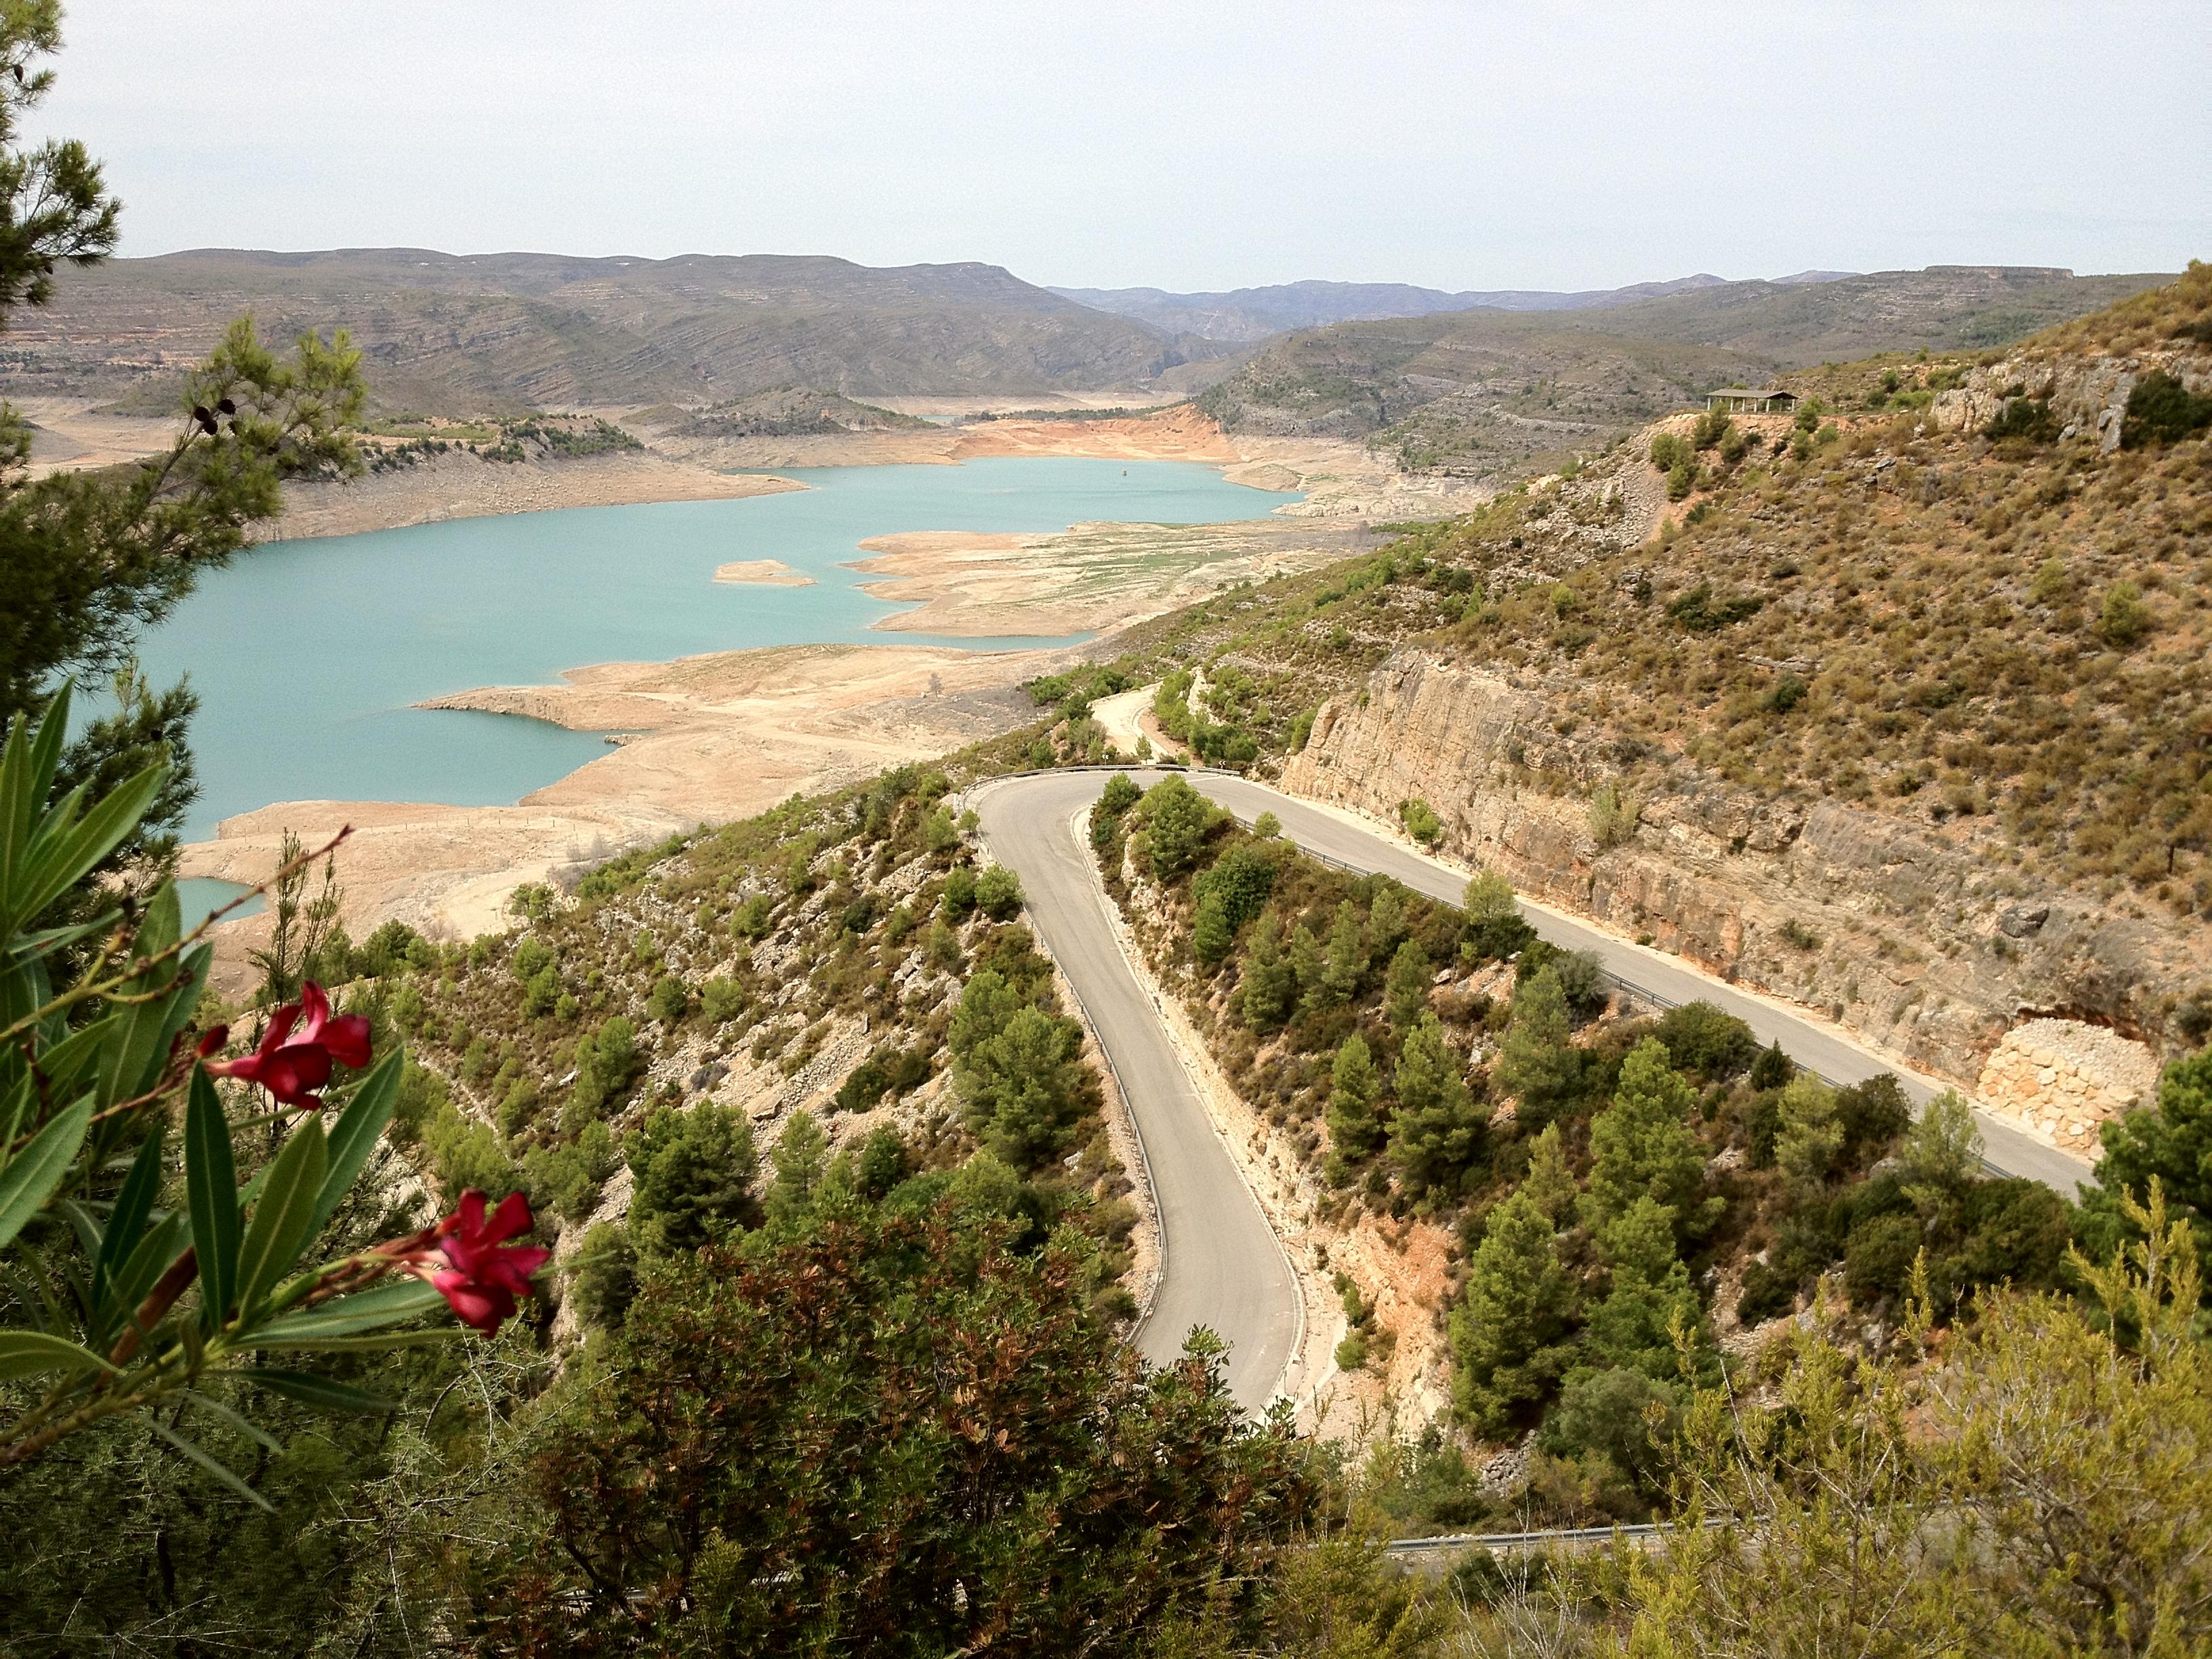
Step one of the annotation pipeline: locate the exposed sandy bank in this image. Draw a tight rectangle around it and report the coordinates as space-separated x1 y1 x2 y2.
268 449 804 539
14 398 180 474
850 518 1379 637
182 642 1052 989
712 558 813 586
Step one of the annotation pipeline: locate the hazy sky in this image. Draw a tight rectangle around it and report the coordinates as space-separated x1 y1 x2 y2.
39 1 2211 293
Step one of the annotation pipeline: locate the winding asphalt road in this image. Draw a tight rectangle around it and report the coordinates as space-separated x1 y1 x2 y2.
972 771 1305 1411
972 767 2095 1408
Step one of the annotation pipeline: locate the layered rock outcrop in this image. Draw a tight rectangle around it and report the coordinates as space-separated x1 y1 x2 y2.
1281 651 2206 1087
1933 344 2212 451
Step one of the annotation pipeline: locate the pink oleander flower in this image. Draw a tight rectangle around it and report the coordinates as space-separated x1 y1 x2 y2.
202 981 372 1109
423 1190 550 1334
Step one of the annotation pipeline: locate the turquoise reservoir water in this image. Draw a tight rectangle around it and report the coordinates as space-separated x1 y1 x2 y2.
134 457 1296 841
175 877 264 929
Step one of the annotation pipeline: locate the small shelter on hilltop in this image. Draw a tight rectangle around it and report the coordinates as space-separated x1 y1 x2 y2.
1704 386 1801 415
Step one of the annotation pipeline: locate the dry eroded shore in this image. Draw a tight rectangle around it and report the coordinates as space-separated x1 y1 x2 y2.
180 643 1048 989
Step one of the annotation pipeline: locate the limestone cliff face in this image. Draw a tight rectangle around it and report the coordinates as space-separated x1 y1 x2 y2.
1281 651 2205 1084
1933 344 2212 451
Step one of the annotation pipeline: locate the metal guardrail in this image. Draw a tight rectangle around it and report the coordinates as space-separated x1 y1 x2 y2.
1383 1521 1666 1555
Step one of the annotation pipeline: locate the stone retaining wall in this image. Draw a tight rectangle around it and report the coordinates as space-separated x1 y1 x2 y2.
1973 1017 2158 1155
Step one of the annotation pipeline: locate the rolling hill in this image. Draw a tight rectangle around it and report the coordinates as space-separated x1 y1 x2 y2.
1195 265 2176 475
0 248 1237 415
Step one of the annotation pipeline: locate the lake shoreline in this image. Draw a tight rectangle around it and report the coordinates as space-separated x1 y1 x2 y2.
165 428 1492 988
178 640 1062 991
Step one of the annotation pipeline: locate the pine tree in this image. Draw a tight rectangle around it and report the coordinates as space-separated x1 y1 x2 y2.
1238 908 1294 1031
764 1109 830 1229
1313 901 1362 1009
1774 1073 1843 1195
955 1002 1086 1170
1519 1121 1579 1224
1383 937 1431 1033
1463 869 1517 922
628 1099 760 1254
1191 886 1234 967
1389 1011 1486 1196
0 19 364 882
1582 1037 1709 1242
1326 1033 1383 1159
1366 881 1406 960
1750 1038 1795 1090
1449 1188 1577 1431
2082 1048 2212 1263
1597 1192 1679 1278
1585 1256 1705 1382
1137 775 1220 880
1290 921 1326 1012
1496 964 1583 1125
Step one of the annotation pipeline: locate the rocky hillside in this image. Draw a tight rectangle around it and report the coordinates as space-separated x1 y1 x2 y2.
1198 266 2174 480
1092 266 2212 1094
0 248 1235 415
352 755 1155 1334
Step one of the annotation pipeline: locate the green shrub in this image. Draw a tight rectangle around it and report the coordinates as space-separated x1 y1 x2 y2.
2096 579 2152 647
732 893 775 940
424 1101 517 1199
514 937 554 983
702 977 746 1023
1399 798 1443 844
1588 784 1637 850
1844 1210 1923 1304
835 1045 933 1113
2121 369 2212 447
522 965 561 1018
1734 1258 1798 1324
1666 582 1764 632
1097 772 1143 817
975 865 1024 920
941 865 977 921
1193 842 1277 931
1985 396 2057 443
646 975 691 1025
1654 1002 1758 1082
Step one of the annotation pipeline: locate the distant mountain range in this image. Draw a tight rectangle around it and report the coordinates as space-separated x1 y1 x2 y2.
1047 272 1864 343
4 248 1237 415
1 249 2158 425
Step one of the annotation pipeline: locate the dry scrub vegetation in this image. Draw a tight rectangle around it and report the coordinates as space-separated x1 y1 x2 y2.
1101 266 2212 926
